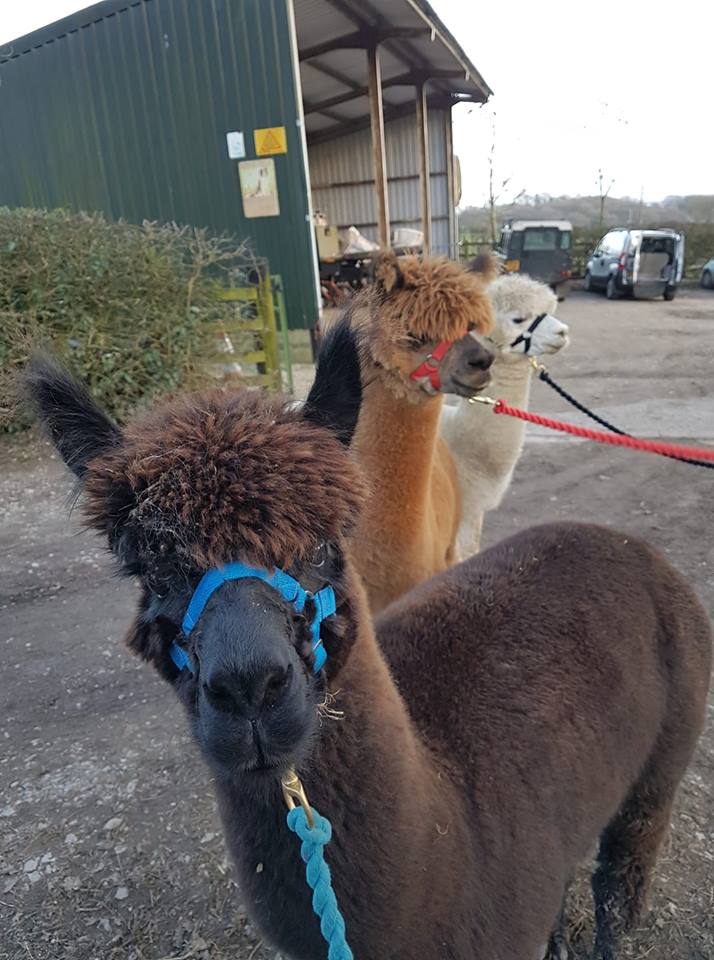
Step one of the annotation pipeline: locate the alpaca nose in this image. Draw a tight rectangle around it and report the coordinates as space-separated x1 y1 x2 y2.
204 661 292 717
468 348 494 371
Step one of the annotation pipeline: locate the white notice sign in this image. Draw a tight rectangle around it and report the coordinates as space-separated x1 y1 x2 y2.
226 131 246 159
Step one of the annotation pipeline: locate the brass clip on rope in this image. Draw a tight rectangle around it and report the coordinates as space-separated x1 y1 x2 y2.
281 768 315 829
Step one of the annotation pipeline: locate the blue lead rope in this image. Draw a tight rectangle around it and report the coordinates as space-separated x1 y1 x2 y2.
286 806 354 960
171 563 348 957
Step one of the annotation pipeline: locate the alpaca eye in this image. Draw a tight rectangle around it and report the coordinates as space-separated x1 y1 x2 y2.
405 334 430 351
512 317 528 325
146 577 170 599
310 542 328 568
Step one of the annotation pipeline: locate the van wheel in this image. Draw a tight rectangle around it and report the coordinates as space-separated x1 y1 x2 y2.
701 270 713 289
663 286 677 301
583 270 594 292
606 276 620 299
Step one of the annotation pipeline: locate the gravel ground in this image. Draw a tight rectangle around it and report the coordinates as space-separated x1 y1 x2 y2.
1 286 712 959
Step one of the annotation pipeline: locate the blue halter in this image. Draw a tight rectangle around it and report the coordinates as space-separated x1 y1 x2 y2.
169 561 335 675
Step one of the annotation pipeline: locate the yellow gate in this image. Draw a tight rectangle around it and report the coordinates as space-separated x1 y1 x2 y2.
206 273 293 393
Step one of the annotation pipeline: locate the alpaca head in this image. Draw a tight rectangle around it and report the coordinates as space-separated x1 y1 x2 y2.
25 322 367 783
470 267 570 362
357 252 496 401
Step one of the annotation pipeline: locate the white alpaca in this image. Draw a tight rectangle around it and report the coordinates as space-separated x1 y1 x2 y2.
441 273 570 557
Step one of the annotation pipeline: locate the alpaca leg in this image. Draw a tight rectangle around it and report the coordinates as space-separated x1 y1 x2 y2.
456 511 484 560
470 512 484 554
538 883 571 960
591 760 680 960
545 901 570 960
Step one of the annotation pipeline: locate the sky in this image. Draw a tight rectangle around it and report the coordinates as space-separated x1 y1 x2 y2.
2 1 711 208
436 0 711 206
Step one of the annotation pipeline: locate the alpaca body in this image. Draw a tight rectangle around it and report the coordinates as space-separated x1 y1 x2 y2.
29 337 710 960
441 272 569 557
214 523 711 960
351 376 461 612
346 253 496 612
441 361 531 556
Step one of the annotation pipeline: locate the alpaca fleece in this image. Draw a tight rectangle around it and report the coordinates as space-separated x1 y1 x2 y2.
347 253 497 611
370 251 495 350
27 344 713 960
441 270 567 556
82 389 366 572
490 273 557 326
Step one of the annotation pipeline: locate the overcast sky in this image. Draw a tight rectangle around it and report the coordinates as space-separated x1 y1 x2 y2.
2 1 710 207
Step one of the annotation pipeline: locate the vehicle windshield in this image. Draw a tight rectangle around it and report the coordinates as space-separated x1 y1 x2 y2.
522 228 569 251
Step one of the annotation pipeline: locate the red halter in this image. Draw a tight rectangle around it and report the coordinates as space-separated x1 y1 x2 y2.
409 340 453 394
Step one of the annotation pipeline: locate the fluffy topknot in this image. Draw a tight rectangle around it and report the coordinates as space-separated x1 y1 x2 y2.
489 272 558 320
368 252 494 349
83 389 366 572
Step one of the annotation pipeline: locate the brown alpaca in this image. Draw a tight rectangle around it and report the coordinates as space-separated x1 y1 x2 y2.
348 252 498 612
27 326 711 960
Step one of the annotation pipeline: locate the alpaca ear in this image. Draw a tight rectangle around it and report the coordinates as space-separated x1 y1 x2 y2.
374 250 403 294
469 252 502 284
303 317 362 447
24 352 123 479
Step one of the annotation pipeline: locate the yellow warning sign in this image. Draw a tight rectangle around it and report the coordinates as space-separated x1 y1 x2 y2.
254 126 287 156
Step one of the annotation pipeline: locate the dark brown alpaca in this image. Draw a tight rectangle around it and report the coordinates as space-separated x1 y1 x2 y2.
26 325 711 960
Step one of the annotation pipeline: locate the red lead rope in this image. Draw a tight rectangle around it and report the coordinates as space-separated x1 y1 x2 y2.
492 400 714 463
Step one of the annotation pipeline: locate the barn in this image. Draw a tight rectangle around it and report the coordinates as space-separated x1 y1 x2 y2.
0 0 491 331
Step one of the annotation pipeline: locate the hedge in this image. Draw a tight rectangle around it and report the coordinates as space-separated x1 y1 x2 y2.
0 208 256 431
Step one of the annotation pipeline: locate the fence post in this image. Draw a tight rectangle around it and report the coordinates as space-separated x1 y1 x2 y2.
259 272 281 390
272 274 294 394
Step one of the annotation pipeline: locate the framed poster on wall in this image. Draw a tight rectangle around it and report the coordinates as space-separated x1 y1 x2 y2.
238 159 280 218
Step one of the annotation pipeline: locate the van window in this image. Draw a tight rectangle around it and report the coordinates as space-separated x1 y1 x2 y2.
641 236 674 255
523 228 558 251
560 232 572 250
603 231 626 254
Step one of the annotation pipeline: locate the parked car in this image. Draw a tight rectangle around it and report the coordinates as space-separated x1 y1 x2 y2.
700 257 714 289
584 228 684 300
495 220 573 293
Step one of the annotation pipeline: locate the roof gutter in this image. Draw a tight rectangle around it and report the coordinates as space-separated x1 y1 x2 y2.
402 0 493 100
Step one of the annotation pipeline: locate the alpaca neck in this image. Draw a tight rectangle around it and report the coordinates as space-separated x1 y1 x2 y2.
212 571 466 959
355 370 444 515
441 359 533 556
445 358 533 477
351 371 456 610
490 355 534 408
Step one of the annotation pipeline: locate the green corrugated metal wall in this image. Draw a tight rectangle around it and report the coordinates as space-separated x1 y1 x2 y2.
0 0 318 329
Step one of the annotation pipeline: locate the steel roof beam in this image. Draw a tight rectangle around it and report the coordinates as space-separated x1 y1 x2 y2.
304 59 363 92
302 69 466 115
299 27 427 62
306 93 465 146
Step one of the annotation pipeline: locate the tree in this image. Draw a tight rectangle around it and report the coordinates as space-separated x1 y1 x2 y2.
597 168 615 231
485 110 524 245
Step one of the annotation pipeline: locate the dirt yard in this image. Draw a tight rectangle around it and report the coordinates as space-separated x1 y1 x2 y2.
1 287 712 960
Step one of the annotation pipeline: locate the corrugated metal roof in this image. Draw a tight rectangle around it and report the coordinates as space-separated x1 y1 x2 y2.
2 0 488 161
292 0 491 143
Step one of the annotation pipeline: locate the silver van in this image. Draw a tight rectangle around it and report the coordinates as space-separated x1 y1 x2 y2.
584 228 684 300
